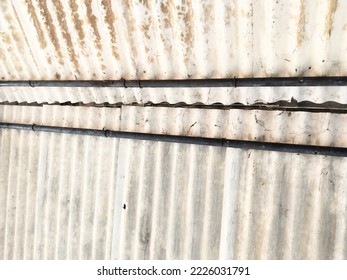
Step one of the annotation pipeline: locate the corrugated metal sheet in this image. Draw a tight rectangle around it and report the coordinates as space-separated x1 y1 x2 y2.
1 0 347 104
1 105 347 259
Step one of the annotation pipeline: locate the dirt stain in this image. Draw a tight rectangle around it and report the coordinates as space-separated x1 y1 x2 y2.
11 4 41 76
85 0 102 56
101 0 120 60
55 72 61 79
177 1 194 66
53 0 80 74
25 0 47 49
69 0 85 43
297 1 306 46
37 1 64 65
325 0 337 38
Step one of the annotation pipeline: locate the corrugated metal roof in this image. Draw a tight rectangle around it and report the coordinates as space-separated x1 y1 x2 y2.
1 105 347 259
1 0 347 104
1 0 347 80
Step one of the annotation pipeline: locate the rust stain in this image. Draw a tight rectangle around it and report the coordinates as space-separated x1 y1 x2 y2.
55 73 61 80
101 0 120 60
52 0 80 74
11 5 41 76
177 1 194 66
225 3 232 26
325 0 337 38
37 1 64 65
1 33 11 44
25 0 47 49
68 0 85 43
85 0 102 56
202 2 213 34
297 1 306 46
47 56 52 64
122 0 138 73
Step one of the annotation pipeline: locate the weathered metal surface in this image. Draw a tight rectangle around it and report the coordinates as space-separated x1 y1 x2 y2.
0 105 347 259
0 0 347 104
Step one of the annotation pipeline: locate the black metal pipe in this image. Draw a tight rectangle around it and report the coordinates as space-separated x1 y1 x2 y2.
1 122 346 157
1 76 347 88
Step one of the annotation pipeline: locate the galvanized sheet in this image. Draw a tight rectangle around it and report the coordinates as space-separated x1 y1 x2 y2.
1 105 347 259
1 0 347 104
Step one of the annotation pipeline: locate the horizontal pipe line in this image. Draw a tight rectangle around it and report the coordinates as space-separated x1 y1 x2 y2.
1 76 347 88
0 122 346 157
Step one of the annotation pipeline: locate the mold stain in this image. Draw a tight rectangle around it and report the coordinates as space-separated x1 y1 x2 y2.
24 0 47 49
101 0 120 60
297 1 306 46
325 0 337 38
37 1 64 65
53 0 80 75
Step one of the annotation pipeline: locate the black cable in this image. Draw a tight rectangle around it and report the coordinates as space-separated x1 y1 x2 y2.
1 76 347 88
0 122 346 157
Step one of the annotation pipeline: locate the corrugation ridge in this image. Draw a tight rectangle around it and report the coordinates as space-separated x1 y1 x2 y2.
43 133 60 259
13 128 28 259
148 141 163 259
134 141 155 259
104 138 119 259
6 2 40 79
32 131 48 259
122 139 140 259
66 134 83 259
219 148 242 259
165 143 178 259
3 129 22 259
200 146 224 259
54 133 70 259
78 130 97 259
0 129 11 259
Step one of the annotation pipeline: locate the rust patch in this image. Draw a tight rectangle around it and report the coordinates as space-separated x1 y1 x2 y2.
85 0 102 56
55 73 61 80
101 0 120 60
1 33 11 44
177 1 194 66
69 0 85 43
25 0 47 49
225 3 232 26
160 1 172 28
52 0 80 74
37 1 64 65
11 5 41 76
202 2 213 34
297 1 306 46
325 0 337 38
